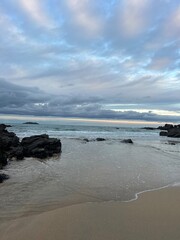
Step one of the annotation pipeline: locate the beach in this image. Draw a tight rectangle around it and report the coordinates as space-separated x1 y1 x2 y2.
0 186 180 240
1 123 180 239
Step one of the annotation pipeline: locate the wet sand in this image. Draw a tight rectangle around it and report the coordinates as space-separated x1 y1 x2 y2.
0 187 180 240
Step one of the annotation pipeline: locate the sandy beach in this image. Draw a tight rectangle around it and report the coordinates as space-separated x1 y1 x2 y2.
0 186 180 240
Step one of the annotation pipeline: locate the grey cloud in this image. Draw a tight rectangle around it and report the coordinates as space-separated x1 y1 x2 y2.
3 102 180 123
0 78 49 108
1 79 180 122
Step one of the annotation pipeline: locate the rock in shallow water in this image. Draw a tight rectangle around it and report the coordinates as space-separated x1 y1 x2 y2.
121 139 133 144
158 124 180 138
167 128 180 138
0 124 62 183
0 173 9 183
159 131 168 136
21 134 61 159
96 138 106 141
0 124 61 160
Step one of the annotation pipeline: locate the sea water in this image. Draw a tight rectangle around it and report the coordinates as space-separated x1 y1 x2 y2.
0 123 180 220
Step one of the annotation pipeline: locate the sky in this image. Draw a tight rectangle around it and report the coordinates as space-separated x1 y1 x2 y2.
0 0 180 123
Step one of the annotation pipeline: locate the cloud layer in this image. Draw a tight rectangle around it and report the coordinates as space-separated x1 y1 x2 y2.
0 0 179 122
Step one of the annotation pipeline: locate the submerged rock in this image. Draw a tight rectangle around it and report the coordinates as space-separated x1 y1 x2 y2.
96 138 106 141
166 141 176 145
121 139 133 144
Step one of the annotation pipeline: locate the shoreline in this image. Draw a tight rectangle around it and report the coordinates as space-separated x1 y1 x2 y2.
0 186 180 240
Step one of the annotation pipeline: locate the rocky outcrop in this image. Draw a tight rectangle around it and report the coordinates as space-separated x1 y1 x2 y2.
21 134 61 159
0 124 23 161
157 124 174 131
0 124 61 160
0 124 19 151
0 124 62 183
167 128 180 138
158 124 180 138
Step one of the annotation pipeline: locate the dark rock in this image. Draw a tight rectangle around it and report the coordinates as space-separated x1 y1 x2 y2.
0 124 61 160
142 127 157 130
5 124 12 128
0 126 8 173
23 122 39 124
0 173 9 183
8 146 24 160
159 131 168 136
83 138 89 142
96 138 106 141
1 134 19 151
158 123 180 138
31 148 48 159
0 124 12 131
167 142 176 145
0 150 8 169
21 134 61 159
167 128 180 138
0 124 20 152
45 138 61 153
21 134 49 147
158 124 180 138
158 124 174 131
0 124 62 183
121 139 133 144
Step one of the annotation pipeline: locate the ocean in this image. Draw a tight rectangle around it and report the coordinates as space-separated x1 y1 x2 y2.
0 122 180 220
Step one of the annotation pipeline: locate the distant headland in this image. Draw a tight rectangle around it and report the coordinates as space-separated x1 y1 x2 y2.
23 122 39 125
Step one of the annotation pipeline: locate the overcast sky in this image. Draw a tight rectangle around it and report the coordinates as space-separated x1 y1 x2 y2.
0 0 179 122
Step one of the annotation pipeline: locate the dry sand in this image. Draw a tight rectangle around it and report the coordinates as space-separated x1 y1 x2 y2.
0 187 180 240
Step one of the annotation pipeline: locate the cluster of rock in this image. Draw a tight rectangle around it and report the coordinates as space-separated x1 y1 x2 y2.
0 124 61 182
158 124 180 138
143 124 180 138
